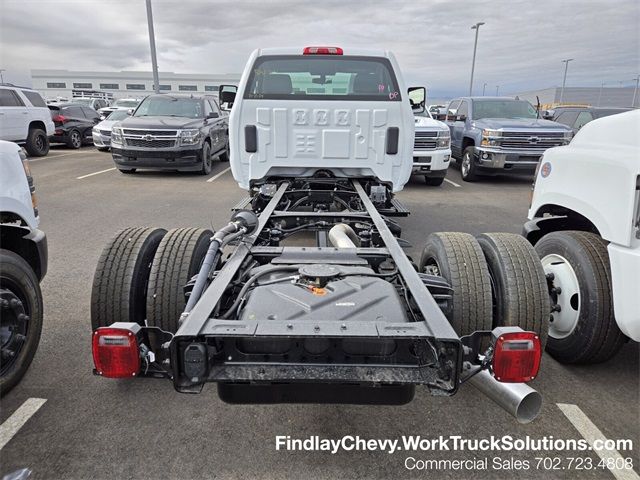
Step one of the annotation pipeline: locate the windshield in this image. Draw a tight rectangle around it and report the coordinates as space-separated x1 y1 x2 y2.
133 96 203 118
244 55 401 101
106 110 129 121
114 99 139 108
472 100 538 120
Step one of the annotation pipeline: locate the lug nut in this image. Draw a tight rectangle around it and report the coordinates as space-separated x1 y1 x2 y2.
546 272 555 281
551 304 562 313
551 287 562 295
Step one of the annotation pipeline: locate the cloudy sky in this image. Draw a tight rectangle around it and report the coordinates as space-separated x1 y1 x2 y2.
1 0 638 97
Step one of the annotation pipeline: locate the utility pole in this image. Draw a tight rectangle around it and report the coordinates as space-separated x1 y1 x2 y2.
495 85 500 96
0 69 5 83
469 22 485 96
632 75 639 108
559 58 573 104
145 0 160 93
482 83 487 96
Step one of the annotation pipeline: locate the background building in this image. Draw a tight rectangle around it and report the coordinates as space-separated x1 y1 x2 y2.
31 69 242 100
514 86 637 108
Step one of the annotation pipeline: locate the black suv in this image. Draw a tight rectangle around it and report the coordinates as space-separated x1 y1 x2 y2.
110 94 229 175
49 103 101 149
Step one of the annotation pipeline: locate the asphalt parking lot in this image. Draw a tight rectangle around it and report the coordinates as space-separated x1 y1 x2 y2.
1 146 638 480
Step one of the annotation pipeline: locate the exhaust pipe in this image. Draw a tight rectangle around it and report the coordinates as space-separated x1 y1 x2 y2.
328 223 359 249
469 370 542 424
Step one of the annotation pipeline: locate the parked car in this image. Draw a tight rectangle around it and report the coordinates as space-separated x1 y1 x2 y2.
546 106 632 135
410 88 451 185
0 84 54 157
110 93 229 174
92 109 129 151
48 103 100 149
524 109 639 363
0 140 47 395
72 97 109 112
445 97 573 181
98 98 141 118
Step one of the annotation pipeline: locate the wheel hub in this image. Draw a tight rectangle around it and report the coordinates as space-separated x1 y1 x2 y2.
0 288 29 374
541 254 581 339
461 153 470 177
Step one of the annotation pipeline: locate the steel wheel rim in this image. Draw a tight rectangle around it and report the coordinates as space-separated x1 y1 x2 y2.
541 253 581 339
0 285 29 376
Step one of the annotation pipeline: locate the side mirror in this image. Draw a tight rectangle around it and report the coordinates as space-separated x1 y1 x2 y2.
99 115 106 121
127 109 134 116
207 112 219 119
457 114 467 122
407 86 426 114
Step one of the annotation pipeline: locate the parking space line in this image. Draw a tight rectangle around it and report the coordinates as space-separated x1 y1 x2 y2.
557 403 639 480
76 167 116 180
206 166 231 183
444 178 461 188
0 398 47 451
29 151 88 162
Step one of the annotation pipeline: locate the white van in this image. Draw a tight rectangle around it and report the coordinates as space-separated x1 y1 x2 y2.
225 46 414 193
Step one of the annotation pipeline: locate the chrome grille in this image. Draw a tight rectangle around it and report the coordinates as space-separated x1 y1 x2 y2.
126 138 176 148
414 131 438 150
497 131 566 150
99 130 111 136
122 129 178 136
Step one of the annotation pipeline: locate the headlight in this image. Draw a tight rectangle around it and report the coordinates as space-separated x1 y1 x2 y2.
437 130 450 149
180 129 202 145
111 127 123 144
481 129 501 146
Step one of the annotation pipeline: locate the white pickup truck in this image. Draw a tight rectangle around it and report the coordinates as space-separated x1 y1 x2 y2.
525 109 639 363
0 140 47 394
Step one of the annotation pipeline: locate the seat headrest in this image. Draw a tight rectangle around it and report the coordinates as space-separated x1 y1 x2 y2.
353 74 380 94
262 74 292 95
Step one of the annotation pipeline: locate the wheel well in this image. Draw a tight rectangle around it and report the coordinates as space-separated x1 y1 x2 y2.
462 137 475 151
0 223 43 279
28 120 46 133
528 205 600 245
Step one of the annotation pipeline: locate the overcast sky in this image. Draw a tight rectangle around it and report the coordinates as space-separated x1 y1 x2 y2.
1 0 638 97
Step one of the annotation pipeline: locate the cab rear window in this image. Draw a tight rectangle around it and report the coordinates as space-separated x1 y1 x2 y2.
243 55 401 101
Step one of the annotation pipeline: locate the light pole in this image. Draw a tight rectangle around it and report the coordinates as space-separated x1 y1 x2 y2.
0 69 5 83
145 0 160 93
559 58 573 104
597 82 605 107
469 22 485 96
632 75 639 108
495 85 500 96
482 83 487 96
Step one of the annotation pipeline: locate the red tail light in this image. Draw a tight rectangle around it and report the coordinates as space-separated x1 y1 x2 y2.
492 330 541 383
52 114 67 123
303 46 343 55
92 326 140 378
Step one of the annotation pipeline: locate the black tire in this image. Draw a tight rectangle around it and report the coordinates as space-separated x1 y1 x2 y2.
200 142 212 175
66 129 82 149
0 249 43 396
118 168 137 174
424 176 444 186
91 227 167 330
219 140 230 162
535 231 626 364
477 233 550 348
419 232 492 335
460 146 479 182
25 128 49 157
147 228 213 332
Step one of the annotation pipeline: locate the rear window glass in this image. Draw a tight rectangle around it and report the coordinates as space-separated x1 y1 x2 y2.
21 90 47 108
244 55 401 101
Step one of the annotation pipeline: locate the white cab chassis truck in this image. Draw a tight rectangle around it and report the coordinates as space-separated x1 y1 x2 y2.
90 47 552 423
525 109 640 363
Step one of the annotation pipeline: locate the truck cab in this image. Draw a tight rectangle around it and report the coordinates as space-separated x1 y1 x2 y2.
445 97 573 181
225 46 414 194
525 109 640 363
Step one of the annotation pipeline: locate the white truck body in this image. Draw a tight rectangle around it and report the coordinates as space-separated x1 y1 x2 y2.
412 113 451 178
229 47 414 192
528 109 640 341
0 141 38 229
0 86 54 143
